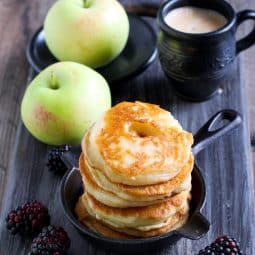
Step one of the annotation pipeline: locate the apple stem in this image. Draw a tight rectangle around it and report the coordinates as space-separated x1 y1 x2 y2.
83 0 90 8
50 72 59 90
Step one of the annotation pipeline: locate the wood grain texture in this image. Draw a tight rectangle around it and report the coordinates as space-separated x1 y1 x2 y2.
0 0 55 213
0 0 254 254
230 0 255 195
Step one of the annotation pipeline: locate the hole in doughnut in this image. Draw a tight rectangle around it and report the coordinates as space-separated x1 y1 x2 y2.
129 122 160 138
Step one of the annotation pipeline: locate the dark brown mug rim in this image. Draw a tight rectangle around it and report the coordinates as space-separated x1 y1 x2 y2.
158 0 236 40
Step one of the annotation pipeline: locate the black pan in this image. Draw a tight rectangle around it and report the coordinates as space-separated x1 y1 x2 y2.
60 109 242 253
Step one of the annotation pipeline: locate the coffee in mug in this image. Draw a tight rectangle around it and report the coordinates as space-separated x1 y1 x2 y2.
157 0 255 101
164 6 228 34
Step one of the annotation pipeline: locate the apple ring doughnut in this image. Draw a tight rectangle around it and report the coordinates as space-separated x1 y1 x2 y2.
82 101 193 185
79 153 193 208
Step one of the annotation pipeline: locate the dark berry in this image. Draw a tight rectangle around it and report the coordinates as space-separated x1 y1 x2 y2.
28 225 70 255
196 235 243 255
6 201 50 235
47 145 71 175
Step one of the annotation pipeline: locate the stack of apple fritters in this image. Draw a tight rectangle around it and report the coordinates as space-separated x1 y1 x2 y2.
76 101 194 239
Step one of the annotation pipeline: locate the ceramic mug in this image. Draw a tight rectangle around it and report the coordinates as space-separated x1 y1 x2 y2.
157 0 255 101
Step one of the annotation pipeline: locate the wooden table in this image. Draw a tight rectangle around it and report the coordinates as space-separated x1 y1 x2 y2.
0 0 255 254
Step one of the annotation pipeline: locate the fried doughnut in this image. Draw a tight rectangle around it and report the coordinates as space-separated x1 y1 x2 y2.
83 101 193 185
80 153 193 208
75 194 189 238
81 191 190 230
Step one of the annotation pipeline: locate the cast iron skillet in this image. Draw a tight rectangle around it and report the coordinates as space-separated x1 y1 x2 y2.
60 109 242 253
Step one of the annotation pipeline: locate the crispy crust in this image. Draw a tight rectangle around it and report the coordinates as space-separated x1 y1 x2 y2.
77 101 193 238
75 197 134 239
106 212 189 237
80 153 193 201
75 196 189 238
83 101 193 185
83 191 190 221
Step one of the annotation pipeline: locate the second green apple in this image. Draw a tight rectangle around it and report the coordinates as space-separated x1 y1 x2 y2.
44 0 129 68
21 62 111 145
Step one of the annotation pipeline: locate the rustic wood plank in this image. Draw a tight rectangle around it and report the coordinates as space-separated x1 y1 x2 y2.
231 0 255 193
0 0 28 212
0 169 5 211
1 58 254 255
243 44 255 193
0 0 55 212
0 0 254 254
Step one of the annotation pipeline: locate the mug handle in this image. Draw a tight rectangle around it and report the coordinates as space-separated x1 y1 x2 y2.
236 10 255 54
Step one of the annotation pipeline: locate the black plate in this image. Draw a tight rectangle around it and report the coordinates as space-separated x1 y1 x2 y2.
26 14 157 84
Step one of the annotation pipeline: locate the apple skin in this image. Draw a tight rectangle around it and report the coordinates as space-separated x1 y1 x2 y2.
21 62 111 145
44 0 129 68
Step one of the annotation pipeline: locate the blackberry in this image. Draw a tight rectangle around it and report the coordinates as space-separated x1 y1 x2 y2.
28 225 70 255
6 201 50 235
47 145 71 175
197 235 243 255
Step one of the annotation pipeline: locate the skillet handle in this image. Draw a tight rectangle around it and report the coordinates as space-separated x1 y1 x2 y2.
60 147 80 170
192 110 242 156
177 212 210 240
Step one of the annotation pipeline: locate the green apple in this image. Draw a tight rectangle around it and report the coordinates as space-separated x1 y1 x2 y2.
44 0 129 68
21 62 111 145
